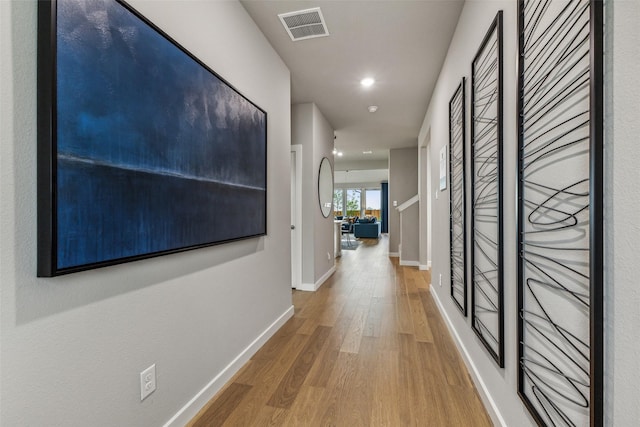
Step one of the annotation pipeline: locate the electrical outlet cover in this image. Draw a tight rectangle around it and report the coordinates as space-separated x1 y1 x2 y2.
140 364 156 401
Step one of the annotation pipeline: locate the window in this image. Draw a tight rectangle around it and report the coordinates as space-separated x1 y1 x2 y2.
365 189 381 219
335 187 382 219
333 189 344 216
346 189 361 217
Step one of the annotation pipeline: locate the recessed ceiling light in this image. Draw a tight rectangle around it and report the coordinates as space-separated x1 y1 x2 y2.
367 105 378 113
363 150 373 154
360 77 375 87
337 151 343 157
332 148 337 155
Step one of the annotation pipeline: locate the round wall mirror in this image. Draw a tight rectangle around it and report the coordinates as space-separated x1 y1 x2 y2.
318 157 333 218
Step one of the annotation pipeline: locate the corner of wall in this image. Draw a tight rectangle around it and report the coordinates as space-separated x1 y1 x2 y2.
429 287 507 427
291 103 335 289
163 305 294 427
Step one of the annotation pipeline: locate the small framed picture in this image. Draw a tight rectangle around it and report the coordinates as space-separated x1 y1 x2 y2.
439 145 447 190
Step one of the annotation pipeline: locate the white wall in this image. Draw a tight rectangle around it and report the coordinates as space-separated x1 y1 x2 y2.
0 1 292 426
399 203 419 265
604 0 640 425
335 181 385 190
312 105 336 283
292 104 316 286
388 147 419 255
291 103 335 289
334 159 389 171
334 170 388 188
418 144 430 269
418 1 535 425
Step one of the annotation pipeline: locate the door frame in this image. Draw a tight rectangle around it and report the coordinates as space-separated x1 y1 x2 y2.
290 144 303 289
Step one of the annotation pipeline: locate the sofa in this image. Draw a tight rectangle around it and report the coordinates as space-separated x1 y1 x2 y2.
353 218 381 238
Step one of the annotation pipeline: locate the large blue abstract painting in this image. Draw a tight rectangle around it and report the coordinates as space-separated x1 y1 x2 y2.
38 0 267 276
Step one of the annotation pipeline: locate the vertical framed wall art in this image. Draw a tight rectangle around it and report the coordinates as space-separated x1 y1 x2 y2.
439 145 448 191
449 78 467 316
37 0 267 276
517 0 603 425
470 11 504 368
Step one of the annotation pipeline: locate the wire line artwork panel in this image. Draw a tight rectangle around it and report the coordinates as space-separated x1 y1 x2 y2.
471 12 504 367
449 79 467 316
37 0 267 276
517 0 603 425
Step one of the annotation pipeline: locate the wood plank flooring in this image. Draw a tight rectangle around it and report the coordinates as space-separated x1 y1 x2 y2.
189 235 492 426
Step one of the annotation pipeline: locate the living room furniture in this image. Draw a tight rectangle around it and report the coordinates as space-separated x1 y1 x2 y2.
353 219 381 238
341 221 354 246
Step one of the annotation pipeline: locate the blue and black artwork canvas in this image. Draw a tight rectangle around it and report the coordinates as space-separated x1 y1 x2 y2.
43 0 267 274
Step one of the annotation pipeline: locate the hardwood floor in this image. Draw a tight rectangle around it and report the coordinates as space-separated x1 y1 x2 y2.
188 235 492 426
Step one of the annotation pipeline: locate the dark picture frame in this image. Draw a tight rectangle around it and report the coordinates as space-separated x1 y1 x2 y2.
38 0 268 276
517 1 603 425
470 11 504 368
449 78 467 316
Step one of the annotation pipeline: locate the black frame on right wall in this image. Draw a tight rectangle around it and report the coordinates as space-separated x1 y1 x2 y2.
517 0 603 425
449 78 467 316
470 11 504 368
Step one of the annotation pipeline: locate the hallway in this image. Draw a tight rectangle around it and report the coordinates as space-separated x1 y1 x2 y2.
190 236 492 426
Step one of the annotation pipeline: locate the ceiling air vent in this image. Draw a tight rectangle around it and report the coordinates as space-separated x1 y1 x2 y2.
278 7 329 41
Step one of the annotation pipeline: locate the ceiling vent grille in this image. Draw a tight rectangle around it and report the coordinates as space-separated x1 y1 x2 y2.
278 8 329 41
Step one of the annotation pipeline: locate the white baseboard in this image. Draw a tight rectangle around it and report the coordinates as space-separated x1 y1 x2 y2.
296 283 316 292
428 260 432 269
297 265 336 292
297 283 316 292
419 264 430 271
399 260 419 267
388 252 399 257
163 305 295 427
316 265 336 289
429 287 506 427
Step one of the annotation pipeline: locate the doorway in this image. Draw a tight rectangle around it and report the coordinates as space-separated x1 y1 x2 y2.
420 131 433 270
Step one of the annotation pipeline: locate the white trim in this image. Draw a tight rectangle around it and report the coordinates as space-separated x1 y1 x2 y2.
297 265 336 292
290 145 303 289
296 282 316 292
396 194 419 212
163 305 295 427
316 265 336 289
429 287 507 427
427 260 432 269
388 252 399 257
419 264 430 271
399 260 420 267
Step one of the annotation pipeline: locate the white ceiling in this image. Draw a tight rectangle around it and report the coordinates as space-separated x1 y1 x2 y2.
240 0 464 164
